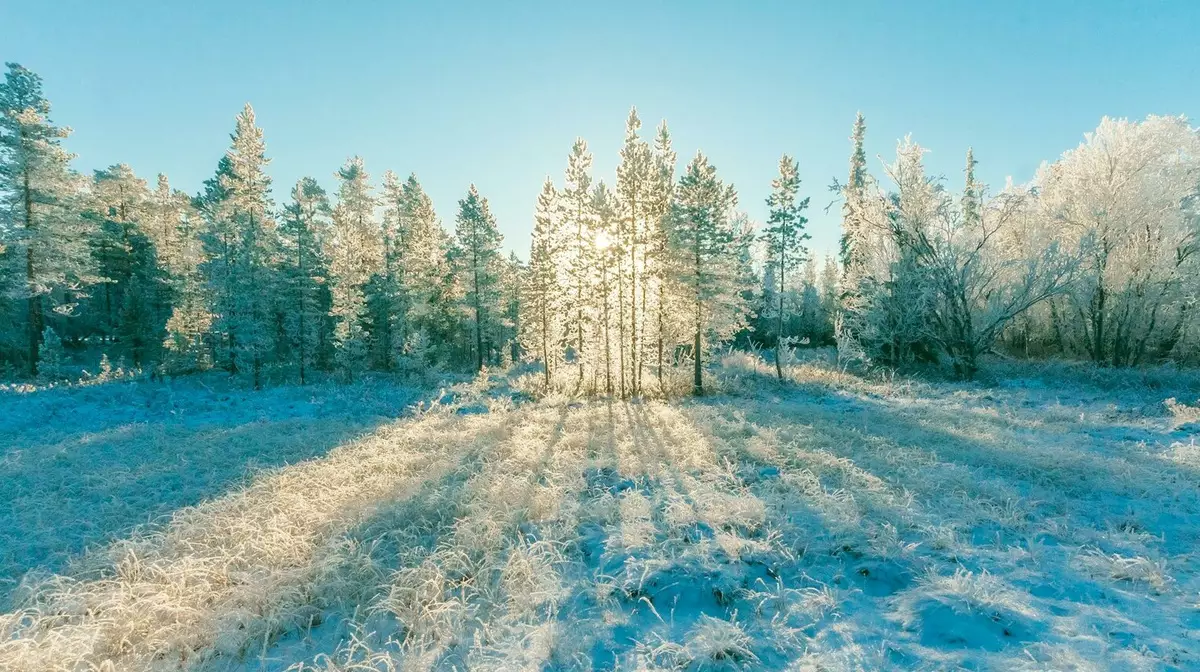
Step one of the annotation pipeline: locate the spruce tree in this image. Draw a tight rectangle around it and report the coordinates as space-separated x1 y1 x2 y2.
839 112 868 277
761 154 810 379
835 112 870 367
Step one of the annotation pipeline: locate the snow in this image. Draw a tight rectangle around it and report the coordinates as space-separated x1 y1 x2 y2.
2 356 1199 670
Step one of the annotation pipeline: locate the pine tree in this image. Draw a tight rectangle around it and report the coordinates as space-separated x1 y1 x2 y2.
647 121 677 384
196 154 236 370
279 177 333 384
761 154 810 379
453 184 502 371
500 251 523 367
616 107 652 396
593 181 619 394
373 171 409 370
327 156 380 378
87 164 167 368
153 175 211 373
87 164 146 342
0 63 96 376
668 152 747 395
562 139 595 384
523 177 564 386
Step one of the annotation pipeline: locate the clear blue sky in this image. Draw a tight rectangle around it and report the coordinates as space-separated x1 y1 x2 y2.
6 0 1198 258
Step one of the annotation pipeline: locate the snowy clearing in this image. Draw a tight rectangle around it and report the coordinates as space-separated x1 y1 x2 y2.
2 357 1199 670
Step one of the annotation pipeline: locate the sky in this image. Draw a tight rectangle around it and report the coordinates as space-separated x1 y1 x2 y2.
5 0 1198 258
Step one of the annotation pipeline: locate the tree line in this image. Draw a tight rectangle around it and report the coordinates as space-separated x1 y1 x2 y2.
3 62 1198 392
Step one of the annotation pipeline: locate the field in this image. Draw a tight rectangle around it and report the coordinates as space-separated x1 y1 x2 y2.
2 355 1199 670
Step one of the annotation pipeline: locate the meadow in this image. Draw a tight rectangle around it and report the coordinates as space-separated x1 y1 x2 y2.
2 353 1199 670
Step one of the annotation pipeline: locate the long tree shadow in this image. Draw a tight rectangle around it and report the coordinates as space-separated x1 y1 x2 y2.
675 378 1200 668
0 376 429 608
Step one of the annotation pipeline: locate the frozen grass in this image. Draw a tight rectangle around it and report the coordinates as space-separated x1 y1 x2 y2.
0 374 431 608
2 357 1199 669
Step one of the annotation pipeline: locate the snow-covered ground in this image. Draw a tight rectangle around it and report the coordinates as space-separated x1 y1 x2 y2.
2 356 1199 670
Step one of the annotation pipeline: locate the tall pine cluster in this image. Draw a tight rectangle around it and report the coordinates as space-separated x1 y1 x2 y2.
0 64 522 385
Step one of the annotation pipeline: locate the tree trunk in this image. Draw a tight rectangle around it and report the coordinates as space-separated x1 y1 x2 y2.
628 195 638 396
775 255 785 380
541 302 551 387
693 236 703 396
617 248 627 398
603 266 612 395
298 227 307 385
23 165 42 377
474 271 483 372
693 301 703 396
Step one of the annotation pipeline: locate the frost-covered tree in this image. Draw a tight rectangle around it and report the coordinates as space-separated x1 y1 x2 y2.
1034 115 1200 366
397 174 455 365
796 257 825 344
522 177 564 386
668 152 748 395
499 251 523 366
761 154 810 378
592 181 619 394
369 171 407 370
453 184 502 371
646 121 678 384
839 112 868 281
852 139 1076 378
196 105 281 388
0 62 96 376
616 107 653 395
87 164 170 367
818 254 840 343
834 113 870 365
87 164 147 341
562 139 596 383
151 175 211 373
327 156 380 378
220 104 278 389
280 177 333 383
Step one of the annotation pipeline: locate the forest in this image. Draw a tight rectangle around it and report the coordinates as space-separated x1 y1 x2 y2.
4 61 1198 392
